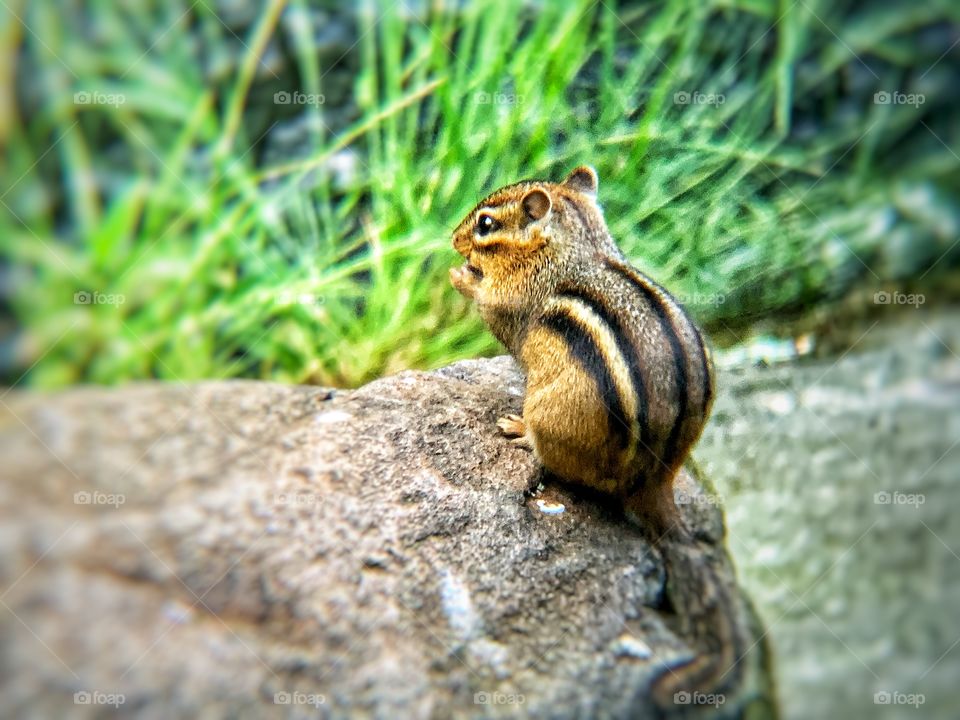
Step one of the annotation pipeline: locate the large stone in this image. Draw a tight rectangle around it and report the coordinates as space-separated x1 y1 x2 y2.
0 357 774 719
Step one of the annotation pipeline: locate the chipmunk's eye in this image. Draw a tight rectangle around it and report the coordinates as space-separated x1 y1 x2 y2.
476 213 500 237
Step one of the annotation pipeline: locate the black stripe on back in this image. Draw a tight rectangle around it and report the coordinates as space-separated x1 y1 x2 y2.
540 308 632 449
554 287 648 450
691 324 712 417
604 260 689 472
662 291 713 420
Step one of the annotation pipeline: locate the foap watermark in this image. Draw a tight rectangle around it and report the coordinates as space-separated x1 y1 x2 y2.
676 292 725 307
676 491 723 507
274 90 325 106
474 691 525 706
273 492 322 507
673 90 725 106
874 691 925 707
273 691 325 708
873 290 924 308
74 91 126 108
874 491 924 508
674 691 725 707
75 290 125 306
873 91 925 108
474 91 525 106
74 691 125 708
74 490 125 508
276 291 325 307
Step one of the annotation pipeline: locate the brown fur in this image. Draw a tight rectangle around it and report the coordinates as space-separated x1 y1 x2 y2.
450 166 714 530
451 166 746 708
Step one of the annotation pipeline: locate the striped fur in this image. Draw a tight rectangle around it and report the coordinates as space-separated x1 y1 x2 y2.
451 166 714 499
539 262 713 496
604 259 695 480
554 286 649 449
539 308 632 450
450 166 739 709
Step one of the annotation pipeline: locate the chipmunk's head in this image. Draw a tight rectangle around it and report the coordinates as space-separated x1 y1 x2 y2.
449 166 618 312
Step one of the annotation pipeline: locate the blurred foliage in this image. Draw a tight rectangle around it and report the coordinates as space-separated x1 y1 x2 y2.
0 0 958 388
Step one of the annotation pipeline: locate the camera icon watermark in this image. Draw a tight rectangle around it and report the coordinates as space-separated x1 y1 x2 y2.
473 691 526 705
74 91 126 108
674 690 725 706
873 91 925 107
673 90 725 106
873 491 924 508
675 292 726 307
275 291 325 306
273 90 325 106
273 691 325 707
874 690 925 707
873 290 924 308
74 691 125 707
74 490 125 508
473 91 525 106
273 492 322 507
676 491 723 507
74 290 126 306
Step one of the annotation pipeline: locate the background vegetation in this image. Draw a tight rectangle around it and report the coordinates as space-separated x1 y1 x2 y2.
1 0 957 388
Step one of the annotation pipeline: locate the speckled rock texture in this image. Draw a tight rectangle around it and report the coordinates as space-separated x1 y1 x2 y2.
0 357 773 719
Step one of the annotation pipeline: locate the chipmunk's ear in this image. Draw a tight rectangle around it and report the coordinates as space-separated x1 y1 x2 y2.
522 188 552 221
562 165 598 197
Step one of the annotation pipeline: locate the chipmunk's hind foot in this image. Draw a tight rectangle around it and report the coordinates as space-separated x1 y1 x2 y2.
497 414 533 450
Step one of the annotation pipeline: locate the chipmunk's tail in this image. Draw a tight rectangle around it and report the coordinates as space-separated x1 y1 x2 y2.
649 535 747 709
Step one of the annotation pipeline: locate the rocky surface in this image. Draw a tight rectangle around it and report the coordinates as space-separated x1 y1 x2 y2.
0 357 772 719
697 307 960 720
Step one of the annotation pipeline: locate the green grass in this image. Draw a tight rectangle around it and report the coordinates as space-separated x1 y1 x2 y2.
1 0 958 388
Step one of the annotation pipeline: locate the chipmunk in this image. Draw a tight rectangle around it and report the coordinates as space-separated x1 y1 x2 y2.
450 166 746 708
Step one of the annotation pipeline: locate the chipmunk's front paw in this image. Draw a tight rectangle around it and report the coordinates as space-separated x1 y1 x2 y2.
497 414 533 450
449 264 479 298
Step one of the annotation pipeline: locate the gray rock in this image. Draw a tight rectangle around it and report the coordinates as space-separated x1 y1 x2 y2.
697 308 960 720
0 357 774 719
